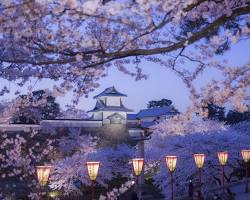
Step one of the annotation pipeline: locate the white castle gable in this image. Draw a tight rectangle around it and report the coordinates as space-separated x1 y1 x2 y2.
87 86 133 124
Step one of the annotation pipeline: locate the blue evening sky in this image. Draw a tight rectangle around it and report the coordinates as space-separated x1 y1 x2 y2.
0 40 249 113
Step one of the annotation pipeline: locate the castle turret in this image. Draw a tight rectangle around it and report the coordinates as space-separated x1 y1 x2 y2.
88 86 133 124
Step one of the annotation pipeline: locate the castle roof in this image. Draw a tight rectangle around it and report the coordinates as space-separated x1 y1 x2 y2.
88 99 133 113
129 106 178 119
94 86 127 99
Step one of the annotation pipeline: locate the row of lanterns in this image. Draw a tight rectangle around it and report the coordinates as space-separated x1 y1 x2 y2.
36 162 100 199
133 151 250 200
36 161 101 186
36 150 250 200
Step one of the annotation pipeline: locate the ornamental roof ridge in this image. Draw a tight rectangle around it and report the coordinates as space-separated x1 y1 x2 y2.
93 86 127 99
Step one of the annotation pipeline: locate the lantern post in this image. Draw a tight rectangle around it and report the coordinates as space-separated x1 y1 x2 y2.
132 158 144 200
165 156 177 200
218 151 228 193
194 154 205 198
36 165 52 199
86 161 100 200
128 128 151 199
241 150 250 193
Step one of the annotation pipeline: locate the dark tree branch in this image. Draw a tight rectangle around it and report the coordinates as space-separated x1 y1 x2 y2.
0 5 249 67
107 5 250 59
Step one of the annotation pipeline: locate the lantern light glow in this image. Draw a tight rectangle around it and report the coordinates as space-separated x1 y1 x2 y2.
218 151 228 166
165 156 177 172
132 158 144 176
241 150 250 163
36 165 52 186
86 161 100 181
194 154 205 169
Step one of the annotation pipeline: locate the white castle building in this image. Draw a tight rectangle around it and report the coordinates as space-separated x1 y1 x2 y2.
88 86 133 124
0 86 178 132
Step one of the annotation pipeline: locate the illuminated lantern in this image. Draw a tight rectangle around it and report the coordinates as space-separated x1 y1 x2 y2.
241 150 250 163
218 151 228 166
132 158 144 176
165 156 177 172
194 153 205 196
165 156 177 200
36 165 52 186
86 162 100 181
217 151 228 193
194 154 205 169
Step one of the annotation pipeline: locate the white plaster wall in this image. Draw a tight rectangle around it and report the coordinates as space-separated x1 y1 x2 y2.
103 118 110 124
120 112 127 119
106 97 121 106
41 120 103 127
0 124 41 131
93 112 103 120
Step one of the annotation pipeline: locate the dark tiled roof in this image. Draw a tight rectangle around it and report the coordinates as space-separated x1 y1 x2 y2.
94 86 127 98
140 121 157 128
136 106 178 119
89 106 133 112
127 114 138 120
88 99 133 112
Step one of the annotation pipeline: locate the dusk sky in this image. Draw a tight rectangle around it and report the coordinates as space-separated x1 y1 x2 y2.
1 40 249 113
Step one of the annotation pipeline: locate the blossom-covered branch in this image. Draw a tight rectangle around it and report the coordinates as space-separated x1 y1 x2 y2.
0 0 249 105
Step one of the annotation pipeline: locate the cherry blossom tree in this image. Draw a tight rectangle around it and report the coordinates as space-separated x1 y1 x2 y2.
0 0 249 108
12 90 61 124
0 127 133 200
49 128 135 198
0 89 61 124
145 117 250 198
0 100 13 123
61 105 89 119
0 129 55 199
